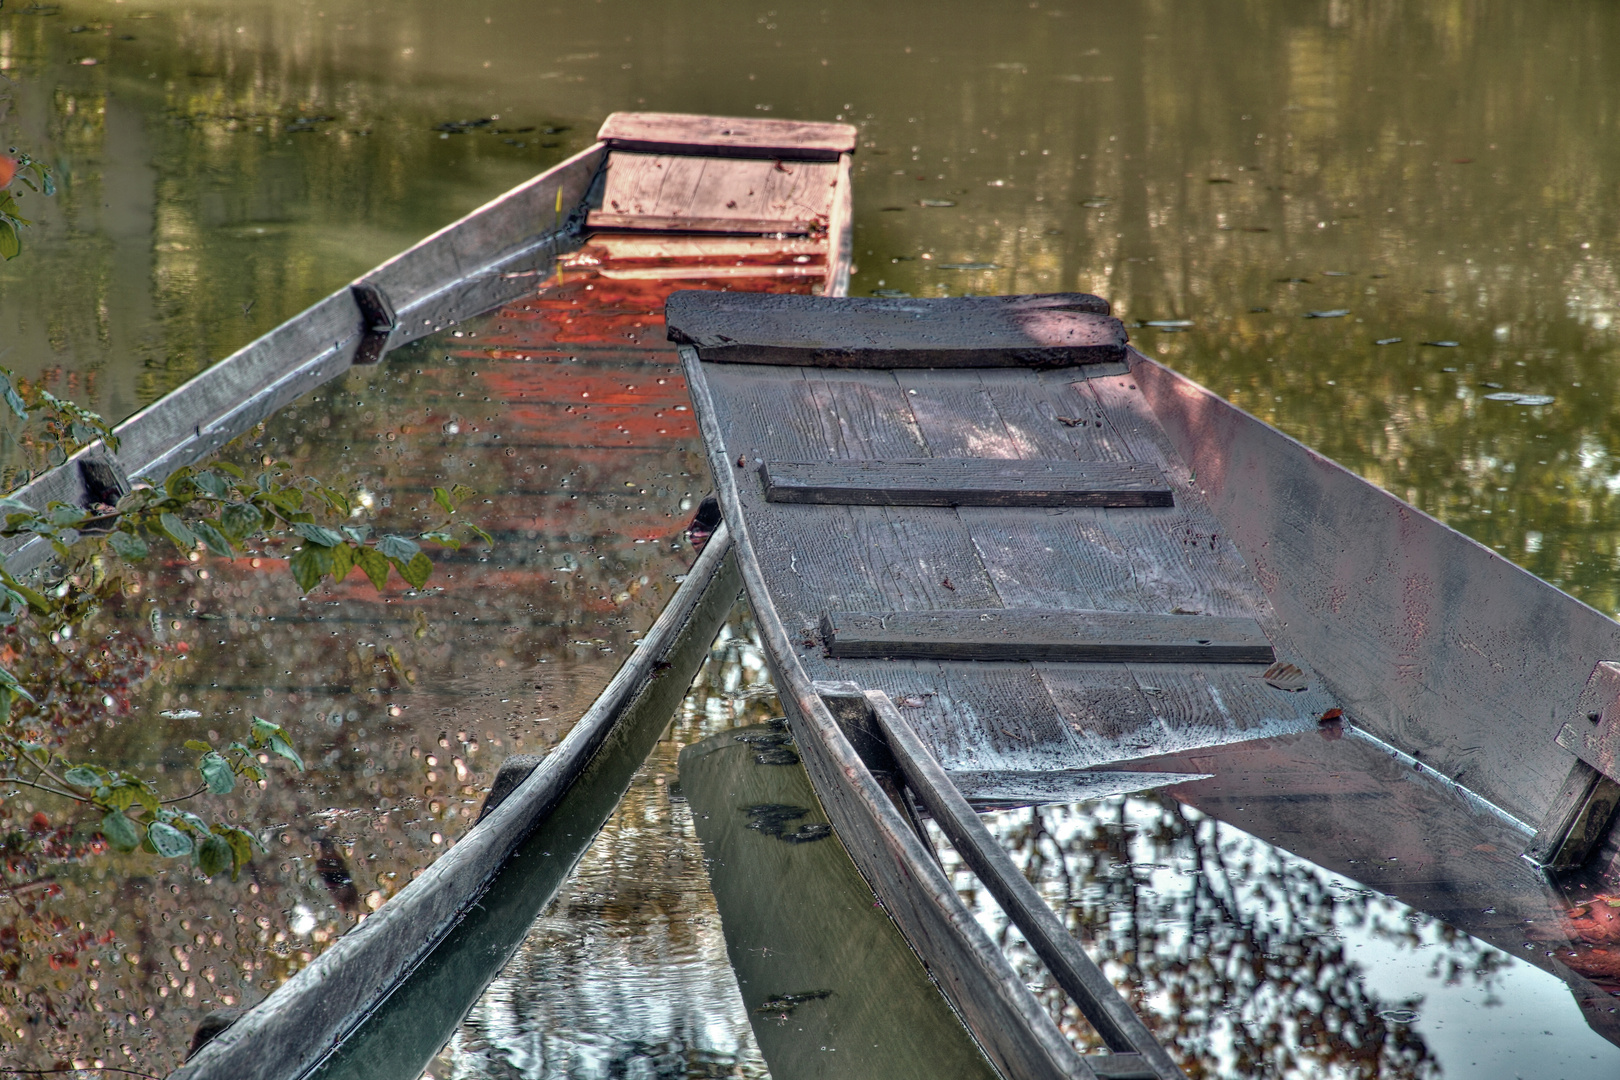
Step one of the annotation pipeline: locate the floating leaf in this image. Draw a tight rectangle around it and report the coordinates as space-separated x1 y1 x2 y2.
1374 337 1402 346
1420 340 1459 347
1261 661 1309 692
100 810 140 852
148 820 194 858
1304 309 1350 319
198 751 235 794
918 198 956 208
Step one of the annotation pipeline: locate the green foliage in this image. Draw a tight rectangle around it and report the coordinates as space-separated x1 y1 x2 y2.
0 151 55 261
0 389 489 884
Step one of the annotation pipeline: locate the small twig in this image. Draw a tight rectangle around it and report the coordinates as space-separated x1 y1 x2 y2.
160 783 208 805
2 1067 163 1079
0 774 89 804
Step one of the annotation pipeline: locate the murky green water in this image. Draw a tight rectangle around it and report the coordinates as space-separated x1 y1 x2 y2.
4 0 1620 1075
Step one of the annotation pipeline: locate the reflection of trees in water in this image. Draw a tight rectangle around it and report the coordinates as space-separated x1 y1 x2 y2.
432 609 782 1080
939 796 1511 1079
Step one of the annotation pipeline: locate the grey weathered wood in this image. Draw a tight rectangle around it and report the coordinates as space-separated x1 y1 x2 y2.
945 769 1210 810
1556 660 1620 782
172 530 741 1080
1087 1055 1160 1080
686 354 1098 1080
666 292 1125 368
821 609 1274 664
864 689 1184 1078
821 154 855 297
1131 346 1620 829
1523 758 1620 869
761 458 1172 508
597 111 858 161
587 152 839 235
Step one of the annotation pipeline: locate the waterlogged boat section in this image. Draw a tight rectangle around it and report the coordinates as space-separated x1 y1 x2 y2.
927 742 1620 1078
4 262 814 1071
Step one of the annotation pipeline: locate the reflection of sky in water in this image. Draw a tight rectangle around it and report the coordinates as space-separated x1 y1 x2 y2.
428 615 779 1080
938 797 1620 1079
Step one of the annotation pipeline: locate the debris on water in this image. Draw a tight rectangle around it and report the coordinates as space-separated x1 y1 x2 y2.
1276 277 1311 284
880 205 906 212
1319 707 1344 722
1144 319 1194 328
1249 306 1270 313
1262 661 1310 692
896 694 931 708
1442 366 1458 372
1378 1009 1421 1024
939 262 998 270
1207 177 1234 184
1322 270 1353 276
1304 309 1350 319
1240 225 1271 232
1375 337 1402 345
1480 381 1503 389
1421 340 1459 347
872 289 911 298
435 118 495 133
754 989 832 1015
919 199 956 208
1485 392 1555 406
1081 197 1111 207
743 804 831 844
160 708 203 719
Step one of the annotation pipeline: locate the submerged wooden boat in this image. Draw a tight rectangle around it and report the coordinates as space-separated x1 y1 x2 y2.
675 291 1620 1077
0 112 857 1080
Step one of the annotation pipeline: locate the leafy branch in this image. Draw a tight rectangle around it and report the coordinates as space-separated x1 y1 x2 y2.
0 150 54 261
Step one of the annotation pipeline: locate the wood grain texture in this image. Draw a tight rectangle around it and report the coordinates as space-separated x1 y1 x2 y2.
762 458 1172 507
666 292 1124 367
1129 346 1620 828
1523 759 1620 869
822 609 1274 663
865 690 1185 1077
945 768 1212 810
822 154 855 297
683 348 1098 1080
588 153 839 235
597 111 858 161
1556 660 1620 783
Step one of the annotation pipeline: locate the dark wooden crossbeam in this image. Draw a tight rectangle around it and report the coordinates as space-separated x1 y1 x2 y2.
820 609 1275 663
666 292 1126 368
761 458 1172 507
597 112 858 161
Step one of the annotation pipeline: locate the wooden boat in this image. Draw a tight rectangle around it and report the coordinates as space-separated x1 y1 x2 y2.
674 291 1620 1078
0 111 856 1080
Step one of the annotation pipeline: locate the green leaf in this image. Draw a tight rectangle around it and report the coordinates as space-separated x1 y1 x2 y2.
0 220 19 261
396 551 433 590
376 534 420 563
341 524 373 543
148 820 194 858
64 766 101 789
354 545 390 591
164 468 195 499
466 523 494 547
191 518 237 557
215 462 246 480
222 827 256 878
106 529 149 561
329 541 354 583
268 732 305 771
198 751 235 794
158 512 197 551
0 663 36 702
192 471 229 499
198 835 232 877
420 531 460 550
289 544 333 592
173 810 210 833
183 739 213 753
48 504 88 527
103 785 136 812
450 484 476 504
100 810 141 852
292 522 344 547
1 378 26 420
220 501 263 541
251 716 283 742
433 486 455 515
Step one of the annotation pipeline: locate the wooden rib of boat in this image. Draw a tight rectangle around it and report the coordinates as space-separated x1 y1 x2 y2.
675 290 1620 1076
57 111 854 1080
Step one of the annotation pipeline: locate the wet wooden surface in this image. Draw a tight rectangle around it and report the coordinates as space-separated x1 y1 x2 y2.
597 111 858 161
586 152 839 234
761 458 1172 507
667 292 1126 367
684 341 1335 779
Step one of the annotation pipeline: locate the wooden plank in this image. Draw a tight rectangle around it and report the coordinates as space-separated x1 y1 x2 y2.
666 292 1125 368
822 153 855 297
821 609 1275 664
1523 759 1620 869
574 235 828 259
864 689 1185 1078
597 111 858 161
684 351 1096 1080
1130 347 1620 829
588 153 839 235
173 531 743 1080
761 458 1172 508
1556 660 1620 782
945 769 1211 809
